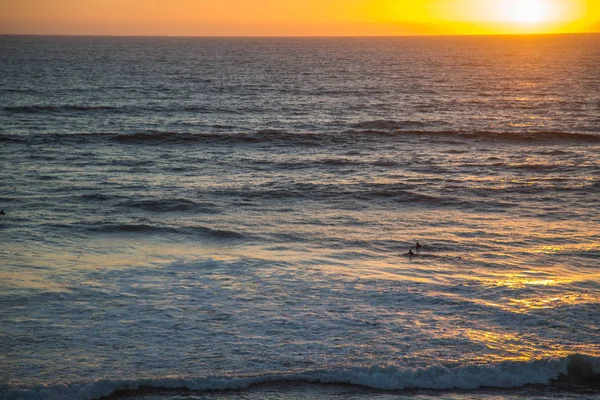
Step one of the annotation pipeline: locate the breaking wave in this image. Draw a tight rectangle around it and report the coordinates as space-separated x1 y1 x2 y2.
4 355 598 400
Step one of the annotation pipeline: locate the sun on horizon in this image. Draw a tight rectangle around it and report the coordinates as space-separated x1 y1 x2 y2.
509 0 548 23
0 0 598 36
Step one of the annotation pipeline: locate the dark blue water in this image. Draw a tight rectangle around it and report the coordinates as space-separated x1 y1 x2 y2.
1 34 599 400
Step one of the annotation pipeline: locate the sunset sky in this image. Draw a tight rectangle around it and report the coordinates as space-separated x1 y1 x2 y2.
1 0 599 36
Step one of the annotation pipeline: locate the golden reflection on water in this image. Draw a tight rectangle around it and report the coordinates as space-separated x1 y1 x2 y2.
532 243 600 254
509 293 589 310
488 273 558 289
0 270 67 292
459 328 574 362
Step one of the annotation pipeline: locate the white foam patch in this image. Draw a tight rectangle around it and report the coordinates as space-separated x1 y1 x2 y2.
5 355 599 400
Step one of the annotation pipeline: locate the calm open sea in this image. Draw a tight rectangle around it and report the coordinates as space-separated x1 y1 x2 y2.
1 34 599 400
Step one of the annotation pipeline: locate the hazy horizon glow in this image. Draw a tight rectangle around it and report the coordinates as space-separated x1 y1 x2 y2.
1 0 599 36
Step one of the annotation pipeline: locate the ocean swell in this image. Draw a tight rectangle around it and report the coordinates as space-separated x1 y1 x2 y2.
2 105 122 114
346 129 600 143
3 355 598 400
117 199 218 213
82 223 244 241
2 129 599 147
108 131 323 146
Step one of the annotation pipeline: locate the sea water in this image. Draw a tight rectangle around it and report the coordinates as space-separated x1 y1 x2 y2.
1 34 599 400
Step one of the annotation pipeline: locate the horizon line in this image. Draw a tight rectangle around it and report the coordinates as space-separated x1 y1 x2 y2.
1 31 599 39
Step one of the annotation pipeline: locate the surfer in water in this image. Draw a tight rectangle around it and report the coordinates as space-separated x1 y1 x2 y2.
0 210 5 215
405 249 415 257
415 242 422 250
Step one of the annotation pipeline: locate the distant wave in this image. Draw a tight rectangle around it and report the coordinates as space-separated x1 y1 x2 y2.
77 193 118 202
346 128 600 143
82 223 244 241
118 198 219 213
2 129 599 147
351 119 436 130
3 354 598 400
1 105 122 114
108 131 324 146
1 104 275 116
1 104 222 114
212 181 482 210
1 104 233 115
3 126 600 147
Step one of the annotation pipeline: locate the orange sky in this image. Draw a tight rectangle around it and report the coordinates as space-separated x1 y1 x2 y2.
1 0 599 36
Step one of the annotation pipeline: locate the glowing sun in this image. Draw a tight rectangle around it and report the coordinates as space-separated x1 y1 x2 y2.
509 0 548 23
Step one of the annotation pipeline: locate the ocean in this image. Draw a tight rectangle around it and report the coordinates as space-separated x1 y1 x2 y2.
0 34 599 400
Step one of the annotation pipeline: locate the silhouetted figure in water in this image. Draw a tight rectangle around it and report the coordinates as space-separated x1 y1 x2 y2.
0 210 5 215
405 249 415 257
415 242 422 250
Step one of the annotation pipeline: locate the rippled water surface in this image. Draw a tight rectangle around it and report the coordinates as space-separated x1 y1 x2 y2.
1 35 599 400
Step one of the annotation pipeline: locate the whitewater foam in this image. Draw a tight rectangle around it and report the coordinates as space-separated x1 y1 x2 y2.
4 355 599 400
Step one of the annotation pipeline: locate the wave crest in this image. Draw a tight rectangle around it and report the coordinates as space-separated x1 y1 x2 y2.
4 355 598 400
